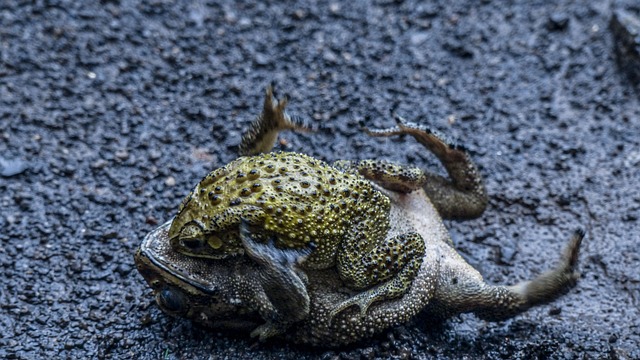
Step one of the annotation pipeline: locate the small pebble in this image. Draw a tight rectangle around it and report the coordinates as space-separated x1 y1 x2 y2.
115 149 129 160
0 157 28 177
547 12 569 31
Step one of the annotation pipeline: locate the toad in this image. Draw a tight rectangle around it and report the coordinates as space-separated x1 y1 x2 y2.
135 85 583 345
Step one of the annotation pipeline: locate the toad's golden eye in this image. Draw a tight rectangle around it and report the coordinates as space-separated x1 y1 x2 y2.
207 235 223 249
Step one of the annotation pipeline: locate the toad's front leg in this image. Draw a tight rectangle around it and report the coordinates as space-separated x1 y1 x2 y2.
238 220 312 341
329 228 425 321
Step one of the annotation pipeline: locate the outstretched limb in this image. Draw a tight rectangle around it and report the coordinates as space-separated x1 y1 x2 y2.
238 220 312 341
238 84 310 156
363 114 488 220
437 230 584 321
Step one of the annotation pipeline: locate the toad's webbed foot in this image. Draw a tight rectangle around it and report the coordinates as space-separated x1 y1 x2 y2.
363 114 488 220
328 270 417 322
239 220 312 341
239 84 310 156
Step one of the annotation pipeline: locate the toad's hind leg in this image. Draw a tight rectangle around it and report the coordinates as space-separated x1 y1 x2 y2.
364 114 488 220
330 230 425 320
436 230 584 321
333 159 428 193
238 84 310 156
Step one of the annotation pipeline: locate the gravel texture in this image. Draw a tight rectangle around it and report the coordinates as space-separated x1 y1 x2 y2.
1 0 639 359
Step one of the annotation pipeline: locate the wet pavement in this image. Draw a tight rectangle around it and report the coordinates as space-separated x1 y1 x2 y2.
1 0 639 358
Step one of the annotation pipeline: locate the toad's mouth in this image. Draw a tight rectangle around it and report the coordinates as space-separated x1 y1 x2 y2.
137 220 221 295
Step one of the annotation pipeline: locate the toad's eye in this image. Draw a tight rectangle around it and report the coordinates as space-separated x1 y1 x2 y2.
207 235 223 249
157 288 187 314
181 238 205 250
178 222 205 250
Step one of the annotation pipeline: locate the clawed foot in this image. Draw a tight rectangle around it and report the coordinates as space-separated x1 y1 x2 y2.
249 322 288 342
329 291 378 323
239 83 311 156
362 112 464 154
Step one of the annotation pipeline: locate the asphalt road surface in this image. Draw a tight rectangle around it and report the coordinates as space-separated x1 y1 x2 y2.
1 0 639 358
